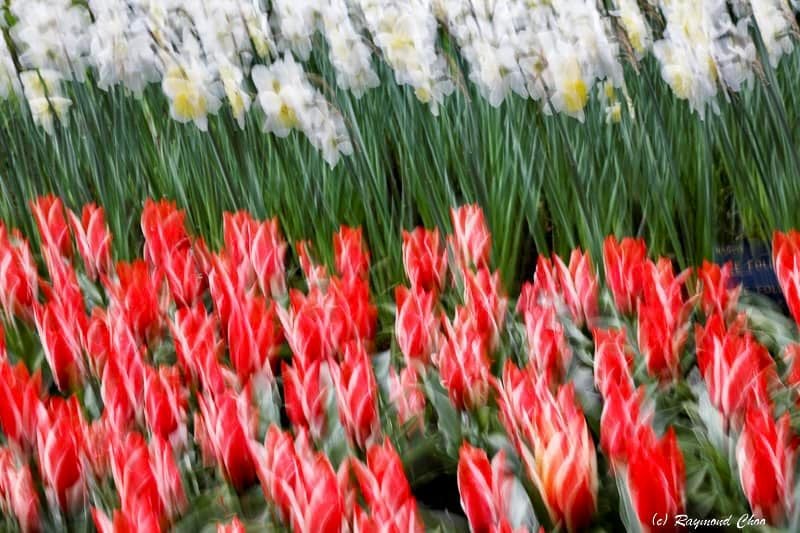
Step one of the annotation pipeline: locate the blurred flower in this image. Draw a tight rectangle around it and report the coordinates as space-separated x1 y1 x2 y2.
550 249 599 329
0 223 39 320
282 359 328 440
0 357 42 454
36 397 87 512
737 407 798 525
637 259 693 381
593 327 634 399
437 314 492 411
627 427 686 533
457 442 528 533
524 304 571 388
697 260 740 319
67 203 112 281
144 365 188 448
600 385 651 467
31 195 71 261
350 439 423 532
602 235 647 315
227 293 282 383
695 313 776 428
402 227 447 293
773 229 800 327
198 390 258 491
108 260 163 342
331 342 380 449
0 448 40 532
498 365 597 531
463 267 507 349
450 204 492 270
250 217 287 299
217 516 245 533
395 285 439 368
388 366 426 434
334 226 370 281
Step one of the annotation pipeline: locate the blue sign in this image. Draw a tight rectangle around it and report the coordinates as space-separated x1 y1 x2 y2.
713 240 786 308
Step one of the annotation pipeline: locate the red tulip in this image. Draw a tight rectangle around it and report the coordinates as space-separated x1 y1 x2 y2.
223 211 257 287
637 258 693 381
149 434 187 521
554 249 599 328
296 240 329 288
170 305 226 395
602 235 647 315
627 427 685 533
773 230 800 326
497 367 597 531
783 344 800 400
110 432 163 522
282 359 328 440
331 342 380 449
736 407 798 525
592 327 634 399
251 425 299 522
100 357 137 432
278 289 333 370
395 285 439 368
334 226 370 281
142 199 190 269
0 448 40 532
163 246 204 308
695 314 775 428
525 256 559 312
0 224 38 320
31 195 71 260
33 299 85 392
251 217 287 299
67 203 112 280
0 358 41 454
217 516 246 533
91 506 160 533
227 292 282 383
437 315 492 410
600 385 651 466
351 439 423 531
402 227 447 292
524 304 571 388
288 433 344 533
197 391 257 490
144 366 188 447
36 397 87 512
388 366 426 433
108 260 163 341
463 267 507 349
457 442 525 533
698 260 739 319
450 204 492 269
328 275 378 350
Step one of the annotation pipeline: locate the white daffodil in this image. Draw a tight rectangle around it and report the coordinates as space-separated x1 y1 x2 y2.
20 69 72 135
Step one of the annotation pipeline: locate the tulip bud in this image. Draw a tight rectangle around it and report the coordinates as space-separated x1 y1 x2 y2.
402 227 447 293
449 204 491 270
627 427 685 533
602 235 647 315
334 226 370 281
737 407 798 525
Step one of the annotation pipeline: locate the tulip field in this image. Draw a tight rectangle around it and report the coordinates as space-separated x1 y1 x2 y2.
0 198 798 532
2 1 800 532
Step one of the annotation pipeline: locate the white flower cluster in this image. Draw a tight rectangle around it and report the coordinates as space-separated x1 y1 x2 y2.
253 54 353 166
749 0 795 68
653 0 755 116
357 0 454 115
0 0 797 158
